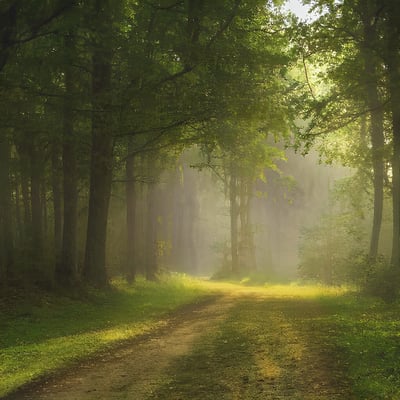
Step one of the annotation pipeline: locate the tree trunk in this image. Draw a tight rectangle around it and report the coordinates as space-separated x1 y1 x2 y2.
51 140 62 262
387 1 400 268
0 136 14 287
83 3 114 287
14 178 22 244
229 164 239 274
238 177 256 272
30 141 43 271
125 138 136 282
145 182 158 281
56 33 79 287
41 182 48 239
17 143 32 241
361 17 385 261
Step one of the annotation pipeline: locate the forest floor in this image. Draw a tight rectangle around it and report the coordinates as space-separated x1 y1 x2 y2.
3 286 357 400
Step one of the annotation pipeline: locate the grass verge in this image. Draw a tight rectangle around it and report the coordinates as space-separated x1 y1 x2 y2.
0 275 213 398
319 294 400 400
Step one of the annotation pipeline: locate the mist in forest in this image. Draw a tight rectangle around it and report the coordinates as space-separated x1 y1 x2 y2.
125 147 351 281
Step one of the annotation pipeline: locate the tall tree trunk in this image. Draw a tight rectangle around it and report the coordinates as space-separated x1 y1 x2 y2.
83 2 114 287
181 167 198 274
15 178 22 244
238 176 247 270
17 143 32 241
41 182 48 239
368 103 384 261
172 172 185 271
30 141 43 271
56 33 79 287
0 136 14 287
387 1 400 268
125 138 136 283
145 182 157 281
229 163 239 274
361 16 385 261
391 95 400 266
51 140 62 262
238 177 256 272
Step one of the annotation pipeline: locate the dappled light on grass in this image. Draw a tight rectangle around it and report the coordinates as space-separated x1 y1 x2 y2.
0 275 213 397
256 356 283 380
2 277 398 399
149 292 353 400
262 283 351 298
206 280 352 299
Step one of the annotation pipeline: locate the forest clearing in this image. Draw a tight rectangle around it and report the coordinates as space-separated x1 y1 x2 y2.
1 278 400 399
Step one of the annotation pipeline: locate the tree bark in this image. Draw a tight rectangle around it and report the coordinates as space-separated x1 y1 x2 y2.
239 178 256 271
41 182 48 239
361 14 385 261
387 1 400 268
83 2 114 287
56 33 79 287
17 143 32 241
0 136 14 287
30 141 43 269
51 140 62 262
14 177 22 244
145 182 158 281
125 138 136 283
229 163 239 274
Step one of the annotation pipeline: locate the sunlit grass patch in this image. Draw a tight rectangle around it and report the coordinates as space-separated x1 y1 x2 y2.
206 279 352 299
149 295 352 400
0 274 213 397
262 283 352 298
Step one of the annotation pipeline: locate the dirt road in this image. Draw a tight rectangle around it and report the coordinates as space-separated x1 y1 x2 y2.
4 291 353 400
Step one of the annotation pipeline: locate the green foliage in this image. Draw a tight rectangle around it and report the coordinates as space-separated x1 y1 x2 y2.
363 257 400 303
0 275 212 397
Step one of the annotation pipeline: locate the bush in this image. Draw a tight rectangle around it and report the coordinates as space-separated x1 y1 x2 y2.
363 257 400 302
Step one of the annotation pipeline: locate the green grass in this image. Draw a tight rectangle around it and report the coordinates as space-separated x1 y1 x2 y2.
149 290 354 400
148 283 400 400
318 294 400 400
2 278 400 399
0 275 213 397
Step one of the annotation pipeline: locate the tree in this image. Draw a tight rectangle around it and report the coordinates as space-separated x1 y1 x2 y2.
83 0 118 287
383 0 400 268
55 32 79 288
0 133 14 288
295 0 388 261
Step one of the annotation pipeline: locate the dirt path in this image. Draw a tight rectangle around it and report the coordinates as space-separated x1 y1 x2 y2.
4 291 353 400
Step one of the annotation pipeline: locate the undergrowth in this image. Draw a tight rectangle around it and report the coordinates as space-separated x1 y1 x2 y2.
320 294 400 399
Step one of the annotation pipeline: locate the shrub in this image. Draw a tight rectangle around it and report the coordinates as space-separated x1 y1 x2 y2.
363 257 400 302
